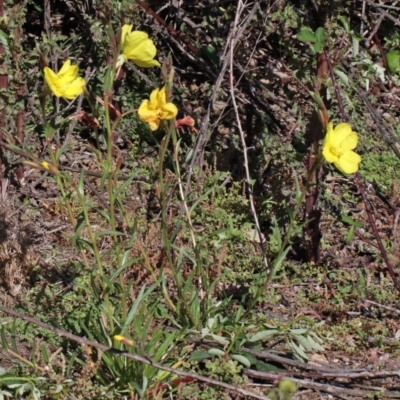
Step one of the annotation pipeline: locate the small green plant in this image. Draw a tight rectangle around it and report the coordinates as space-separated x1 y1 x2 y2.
268 378 298 400
297 27 327 53
246 317 325 361
386 50 400 73
0 368 43 400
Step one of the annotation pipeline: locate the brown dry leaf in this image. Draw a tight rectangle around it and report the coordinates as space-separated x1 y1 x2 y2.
308 353 329 367
213 100 228 114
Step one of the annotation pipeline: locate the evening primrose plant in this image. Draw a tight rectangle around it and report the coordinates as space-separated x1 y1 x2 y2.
8 20 193 397
19 18 236 396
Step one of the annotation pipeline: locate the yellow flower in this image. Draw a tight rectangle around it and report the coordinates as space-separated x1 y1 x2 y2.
114 335 134 346
117 24 160 68
38 161 59 175
322 122 361 174
138 86 178 131
41 161 50 171
44 60 86 99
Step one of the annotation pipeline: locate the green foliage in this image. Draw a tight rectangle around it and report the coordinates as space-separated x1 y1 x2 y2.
361 150 400 194
386 50 400 73
268 378 297 400
297 27 327 53
247 318 325 361
2 0 400 399
0 368 43 400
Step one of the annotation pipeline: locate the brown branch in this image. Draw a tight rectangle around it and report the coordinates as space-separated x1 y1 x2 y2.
304 52 327 263
0 304 271 400
355 172 400 292
191 334 400 378
355 85 400 162
324 49 346 122
365 299 400 315
12 1 24 143
0 0 6 178
244 370 400 398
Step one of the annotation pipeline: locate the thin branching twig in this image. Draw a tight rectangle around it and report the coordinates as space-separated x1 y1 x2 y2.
228 0 268 272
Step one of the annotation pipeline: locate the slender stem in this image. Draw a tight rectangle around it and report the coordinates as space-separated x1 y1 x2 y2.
103 91 126 319
158 124 195 325
272 155 323 275
74 181 115 333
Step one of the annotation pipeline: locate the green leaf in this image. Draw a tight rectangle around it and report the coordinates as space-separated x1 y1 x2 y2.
313 40 324 53
208 348 225 357
0 29 10 58
231 354 251 368
208 333 230 346
103 65 114 95
386 50 400 74
291 334 313 350
255 360 285 372
297 27 316 43
306 334 324 352
198 45 219 68
334 67 349 86
342 215 363 228
288 339 308 360
352 35 361 57
345 225 355 242
189 350 212 362
339 16 350 33
315 27 327 44
290 328 308 335
248 329 280 342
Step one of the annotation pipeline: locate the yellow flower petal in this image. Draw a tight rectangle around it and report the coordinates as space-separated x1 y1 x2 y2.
333 123 358 152
148 119 160 131
121 29 160 68
330 123 352 145
161 103 178 120
335 151 361 174
138 86 178 130
43 60 85 99
138 99 155 119
121 24 133 47
44 67 63 97
322 121 361 174
322 142 339 163
149 87 161 107
114 335 134 346
41 161 50 171
62 77 86 99
58 59 71 74
158 86 167 101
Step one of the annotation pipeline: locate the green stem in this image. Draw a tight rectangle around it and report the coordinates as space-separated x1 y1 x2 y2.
274 154 323 270
251 154 323 311
74 181 115 333
103 91 126 320
158 123 196 325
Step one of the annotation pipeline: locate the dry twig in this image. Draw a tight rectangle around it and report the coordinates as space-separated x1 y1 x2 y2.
228 0 268 270
244 370 400 398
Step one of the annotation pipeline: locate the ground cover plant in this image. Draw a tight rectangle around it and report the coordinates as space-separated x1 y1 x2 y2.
1 0 400 399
